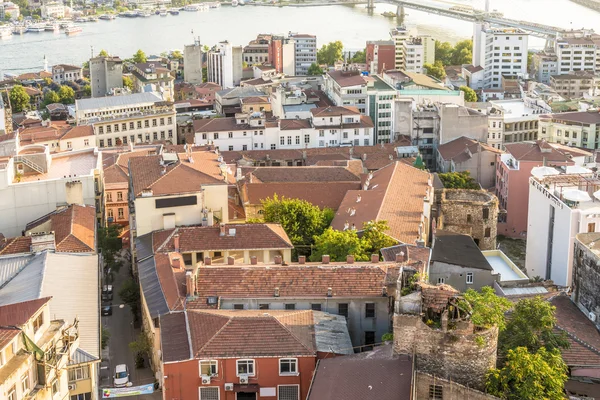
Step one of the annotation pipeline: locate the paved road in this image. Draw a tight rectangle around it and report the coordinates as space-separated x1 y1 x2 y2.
100 252 161 400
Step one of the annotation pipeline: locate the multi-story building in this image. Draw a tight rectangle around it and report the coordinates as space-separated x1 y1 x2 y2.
324 70 368 114
183 41 204 85
532 51 558 84
75 92 176 148
366 75 396 143
495 140 574 238
539 110 600 149
207 41 243 89
129 62 175 101
52 64 83 84
403 37 426 73
40 1 64 18
390 26 411 70
174 82 221 103
472 24 528 89
366 40 395 75
556 35 598 74
289 33 317 76
243 35 271 64
550 72 599 99
488 99 547 146
0 2 20 20
89 55 123 98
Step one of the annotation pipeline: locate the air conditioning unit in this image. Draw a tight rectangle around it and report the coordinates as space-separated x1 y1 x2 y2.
224 383 234 391
201 376 211 385
68 383 77 391
589 312 597 322
239 375 249 384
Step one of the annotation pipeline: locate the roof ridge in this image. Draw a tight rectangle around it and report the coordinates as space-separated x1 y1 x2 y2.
146 162 182 191
155 228 179 254
556 324 600 357
272 311 316 355
374 161 399 223
196 314 234 356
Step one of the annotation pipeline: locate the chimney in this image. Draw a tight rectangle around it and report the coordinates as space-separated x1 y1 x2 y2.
327 287 333 297
415 239 425 248
274 255 282 264
346 255 355 264
274 287 280 297
185 270 196 297
362 153 367 161
29 232 56 253
322 255 330 264
173 234 180 253
395 249 409 263
219 223 226 236
204 256 212 265
250 256 258 265
227 256 235 265
298 255 306 264
371 254 380 263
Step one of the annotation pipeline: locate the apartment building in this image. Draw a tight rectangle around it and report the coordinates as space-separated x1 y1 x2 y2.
472 24 528 89
89 55 123 98
390 26 411 70
129 62 175 101
403 37 426 73
75 92 176 148
366 40 395 75
52 64 83 84
550 72 599 99
556 35 598 74
243 34 271 64
207 41 243 89
40 1 64 18
539 110 600 149
289 33 317 76
532 51 559 84
183 41 204 85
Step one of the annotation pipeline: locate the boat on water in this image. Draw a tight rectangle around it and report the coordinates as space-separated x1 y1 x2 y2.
136 10 152 17
65 25 83 35
123 11 139 17
75 17 87 23
60 21 72 28
0 26 13 39
239 0 245 5
45 22 60 31
232 0 238 6
27 24 46 32
169 8 180 14
159 9 168 16
99 14 116 20
88 16 99 22
183 4 199 11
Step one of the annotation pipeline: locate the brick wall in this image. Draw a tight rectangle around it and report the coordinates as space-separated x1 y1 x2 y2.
415 372 501 400
574 234 600 322
393 314 498 391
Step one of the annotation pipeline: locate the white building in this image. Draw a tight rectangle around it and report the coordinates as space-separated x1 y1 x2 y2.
403 38 425 73
390 26 411 70
289 33 317 76
472 24 529 89
40 1 64 18
183 41 204 85
52 64 83 84
526 172 600 286
75 92 176 148
556 35 598 75
207 41 243 89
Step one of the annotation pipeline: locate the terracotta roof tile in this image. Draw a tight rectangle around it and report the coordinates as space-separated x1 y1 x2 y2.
437 136 502 161
504 140 573 163
326 71 367 88
0 328 20 350
249 167 360 183
0 297 52 327
61 125 94 140
155 253 186 311
0 237 32 255
310 106 361 117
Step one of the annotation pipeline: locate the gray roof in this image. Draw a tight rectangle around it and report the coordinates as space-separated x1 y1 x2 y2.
69 348 100 366
135 233 154 262
159 312 192 362
0 252 100 357
138 256 169 319
431 231 493 271
0 255 36 287
283 104 317 113
217 86 265 99
313 312 353 355
76 92 163 111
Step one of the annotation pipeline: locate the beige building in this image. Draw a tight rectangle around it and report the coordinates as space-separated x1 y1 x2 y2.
52 64 84 84
539 110 600 149
75 92 176 148
550 73 599 99
16 122 95 153
129 62 175 101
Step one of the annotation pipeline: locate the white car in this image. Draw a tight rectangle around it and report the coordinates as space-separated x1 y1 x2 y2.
114 364 130 388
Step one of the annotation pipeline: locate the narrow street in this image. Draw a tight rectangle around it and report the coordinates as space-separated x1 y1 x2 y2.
100 251 161 400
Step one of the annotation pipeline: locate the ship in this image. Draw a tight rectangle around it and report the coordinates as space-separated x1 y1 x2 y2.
169 8 180 14
159 9 168 16
232 0 238 6
65 25 83 35
27 24 46 32
99 14 116 20
45 22 60 31
183 4 200 11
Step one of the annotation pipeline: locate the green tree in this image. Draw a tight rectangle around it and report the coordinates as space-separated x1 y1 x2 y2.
33 14 40 20
202 66 208 83
434 41 453 65
83 84 91 97
101 326 111 350
122 76 133 90
261 195 333 258
129 331 152 367
459 85 477 102
423 61 446 80
486 347 568 400
119 279 140 319
351 48 366 64
527 51 534 71
99 49 109 57
438 171 479 189
58 85 75 104
500 296 569 355
361 220 396 256
450 39 473 65
4 12 12 21
460 287 512 330
317 41 344 66
310 227 369 262
9 85 30 112
307 63 324 76
171 50 183 60
133 49 147 63
43 90 60 106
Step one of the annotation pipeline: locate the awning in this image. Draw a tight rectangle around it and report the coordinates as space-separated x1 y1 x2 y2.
233 384 260 393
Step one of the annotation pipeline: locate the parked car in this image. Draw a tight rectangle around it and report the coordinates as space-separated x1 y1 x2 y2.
101 305 112 316
114 364 130 388
102 285 113 302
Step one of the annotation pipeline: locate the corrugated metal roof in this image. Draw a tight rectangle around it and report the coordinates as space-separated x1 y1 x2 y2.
0 253 47 304
135 233 154 262
139 256 169 319
76 92 163 111
502 286 548 296
69 348 100 365
0 255 35 287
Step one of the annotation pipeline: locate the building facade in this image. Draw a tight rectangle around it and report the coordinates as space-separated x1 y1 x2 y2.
538 111 600 149
366 40 395 75
207 41 243 89
183 41 204 85
129 62 175 101
52 64 83 84
550 73 599 99
289 33 317 76
89 56 123 98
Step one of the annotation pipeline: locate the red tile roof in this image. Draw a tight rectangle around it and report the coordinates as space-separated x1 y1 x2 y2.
504 140 573 163
155 253 186 311
153 224 293 253
61 125 94 140
279 119 312 130
327 71 367 88
0 236 32 255
437 136 501 161
311 106 361 117
248 167 360 183
331 162 432 243
0 297 51 327
0 327 20 350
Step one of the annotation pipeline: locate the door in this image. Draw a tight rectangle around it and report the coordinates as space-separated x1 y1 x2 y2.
236 393 256 400
588 223 596 233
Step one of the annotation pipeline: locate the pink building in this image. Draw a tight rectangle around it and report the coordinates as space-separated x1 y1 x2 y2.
495 140 573 238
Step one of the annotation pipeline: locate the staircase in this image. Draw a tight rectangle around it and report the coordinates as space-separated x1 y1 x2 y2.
14 156 45 174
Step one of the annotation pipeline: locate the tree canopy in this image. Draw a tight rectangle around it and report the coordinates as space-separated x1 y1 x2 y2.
307 63 324 76
499 296 569 355
461 287 512 330
317 41 344 66
58 85 75 104
486 347 568 400
435 39 473 66
423 61 446 80
9 85 30 112
123 76 133 90
43 90 60 106
459 85 477 102
98 49 109 57
133 49 147 64
438 171 479 189
351 48 366 64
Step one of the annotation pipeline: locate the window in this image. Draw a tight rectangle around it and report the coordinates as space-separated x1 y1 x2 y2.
84 139 89 146
69 365 90 381
244 145 249 151
114 124 119 132
338 303 348 319
304 134 310 144
107 209 114 219
199 387 219 400
278 385 300 400
168 130 173 138
214 133 219 140
21 372 29 393
118 208 124 219
236 359 255 376
52 379 59 396
259 304 270 310
295 136 300 145
71 394 92 400
107 125 112 133
285 304 296 310
160 131 165 139
429 384 443 399
280 137 285 145
99 140 104 148
485 227 491 237
228 132 233 138
139 121 144 129
117 192 123 201
365 303 375 318
130 122 134 130
279 358 298 375
153 132 158 141
122 123 127 131
152 119 157 127
311 303 322 311
437 278 445 284
467 214 472 223
233 304 244 310
483 208 489 220
199 360 218 376
33 312 43 333
466 272 474 284
8 385 16 400
228 145 234 151
364 139 370 146
107 138 113 147
98 126 104 134
287 136 292 145
319 130 325 137
160 117 165 126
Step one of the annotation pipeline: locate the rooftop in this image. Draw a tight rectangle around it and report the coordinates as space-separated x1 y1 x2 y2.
504 140 572 163
311 106 361 117
489 99 546 121
546 111 600 125
482 250 528 282
431 231 493 271
17 149 99 183
76 92 164 111
327 70 367 88
437 136 501 162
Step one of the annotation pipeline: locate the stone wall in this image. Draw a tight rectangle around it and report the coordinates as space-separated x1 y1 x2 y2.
394 314 498 391
438 189 499 251
574 233 600 324
415 372 501 400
